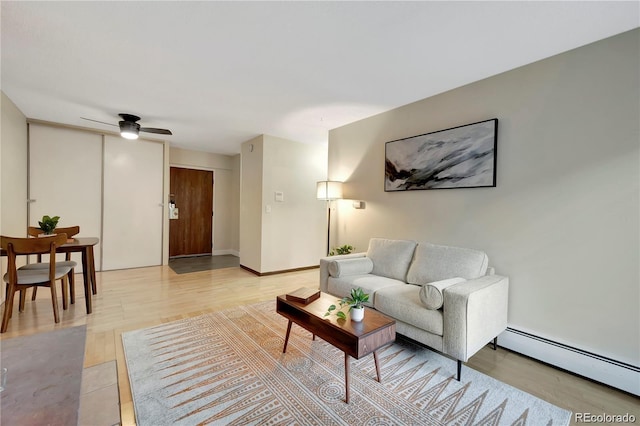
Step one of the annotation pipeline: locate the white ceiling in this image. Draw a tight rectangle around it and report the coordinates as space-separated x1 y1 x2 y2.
2 1 638 155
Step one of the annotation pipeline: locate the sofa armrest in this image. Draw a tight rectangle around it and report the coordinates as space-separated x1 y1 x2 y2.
319 252 367 293
442 275 509 362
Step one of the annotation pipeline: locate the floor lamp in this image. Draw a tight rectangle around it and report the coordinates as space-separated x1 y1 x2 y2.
317 181 343 256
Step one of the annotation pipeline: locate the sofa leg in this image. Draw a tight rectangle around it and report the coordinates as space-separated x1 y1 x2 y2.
492 337 498 350
456 360 462 381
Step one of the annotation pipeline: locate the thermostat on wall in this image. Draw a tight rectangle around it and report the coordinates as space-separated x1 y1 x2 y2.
275 191 284 202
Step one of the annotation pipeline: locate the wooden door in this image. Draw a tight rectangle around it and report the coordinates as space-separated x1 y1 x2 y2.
169 167 213 257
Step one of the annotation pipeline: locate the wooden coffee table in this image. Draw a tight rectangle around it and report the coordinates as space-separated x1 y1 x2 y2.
276 291 396 403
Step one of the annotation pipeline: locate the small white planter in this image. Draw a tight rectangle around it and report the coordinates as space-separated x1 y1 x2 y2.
351 306 365 322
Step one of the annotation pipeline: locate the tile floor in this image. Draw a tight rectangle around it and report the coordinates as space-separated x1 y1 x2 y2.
168 254 240 274
79 361 120 426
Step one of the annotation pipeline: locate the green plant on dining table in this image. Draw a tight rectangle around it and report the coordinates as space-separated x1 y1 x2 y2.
38 215 60 234
324 287 369 320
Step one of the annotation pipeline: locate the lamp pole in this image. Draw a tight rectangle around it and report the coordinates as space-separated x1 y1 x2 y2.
317 180 343 257
326 200 331 256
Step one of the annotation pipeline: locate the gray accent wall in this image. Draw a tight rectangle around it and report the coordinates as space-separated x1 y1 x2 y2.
328 29 639 366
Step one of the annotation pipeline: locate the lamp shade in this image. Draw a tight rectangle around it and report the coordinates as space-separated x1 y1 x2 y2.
317 181 343 200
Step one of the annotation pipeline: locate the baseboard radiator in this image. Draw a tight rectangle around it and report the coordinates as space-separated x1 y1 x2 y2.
499 327 639 396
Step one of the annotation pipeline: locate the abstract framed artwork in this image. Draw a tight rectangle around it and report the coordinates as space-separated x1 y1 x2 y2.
384 118 498 191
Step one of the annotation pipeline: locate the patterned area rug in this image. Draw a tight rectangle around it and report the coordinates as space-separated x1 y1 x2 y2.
122 301 571 425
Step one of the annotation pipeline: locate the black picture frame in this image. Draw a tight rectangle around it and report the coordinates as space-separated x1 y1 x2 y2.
384 118 498 191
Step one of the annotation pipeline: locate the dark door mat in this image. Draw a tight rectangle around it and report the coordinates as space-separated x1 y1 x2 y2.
168 255 240 274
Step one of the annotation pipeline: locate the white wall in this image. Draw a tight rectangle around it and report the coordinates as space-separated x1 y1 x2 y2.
260 135 327 272
229 154 240 253
240 135 327 273
1 92 28 238
170 147 240 254
1 92 28 302
328 29 639 367
240 136 264 271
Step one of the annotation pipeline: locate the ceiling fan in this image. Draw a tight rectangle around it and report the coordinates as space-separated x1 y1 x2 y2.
81 113 172 140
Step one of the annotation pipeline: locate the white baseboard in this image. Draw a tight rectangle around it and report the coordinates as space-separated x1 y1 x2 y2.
212 249 239 257
499 328 639 396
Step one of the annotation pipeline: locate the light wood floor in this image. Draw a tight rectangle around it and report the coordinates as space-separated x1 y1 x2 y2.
0 266 637 425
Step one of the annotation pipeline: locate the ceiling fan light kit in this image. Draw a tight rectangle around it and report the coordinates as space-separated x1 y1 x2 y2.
80 113 173 140
120 120 140 140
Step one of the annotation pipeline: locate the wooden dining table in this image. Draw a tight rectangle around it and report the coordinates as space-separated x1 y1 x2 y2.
0 237 99 314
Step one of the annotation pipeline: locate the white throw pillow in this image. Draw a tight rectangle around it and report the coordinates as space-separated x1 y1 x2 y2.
328 257 374 277
419 277 466 310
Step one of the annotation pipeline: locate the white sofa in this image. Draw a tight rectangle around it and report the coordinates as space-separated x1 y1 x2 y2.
320 238 509 380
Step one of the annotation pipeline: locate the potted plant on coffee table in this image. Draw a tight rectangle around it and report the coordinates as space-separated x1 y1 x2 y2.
324 287 369 322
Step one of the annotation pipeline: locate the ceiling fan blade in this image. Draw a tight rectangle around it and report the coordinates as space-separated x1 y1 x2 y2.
80 117 117 127
140 127 173 135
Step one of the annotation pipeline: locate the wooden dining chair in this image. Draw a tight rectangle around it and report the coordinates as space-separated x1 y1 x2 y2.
26 226 79 307
1 234 72 333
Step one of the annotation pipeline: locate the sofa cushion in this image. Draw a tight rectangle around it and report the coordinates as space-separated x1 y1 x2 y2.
419 277 466 310
327 274 404 306
407 242 489 284
375 285 444 336
367 238 417 281
328 257 374 277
